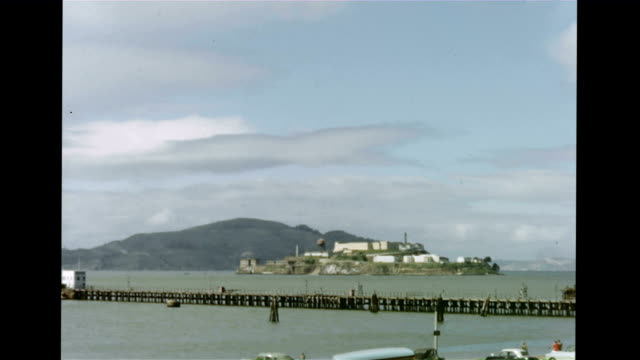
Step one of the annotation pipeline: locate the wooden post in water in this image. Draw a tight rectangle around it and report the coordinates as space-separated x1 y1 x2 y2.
480 295 490 317
436 296 445 322
433 304 441 357
370 293 380 313
269 296 279 323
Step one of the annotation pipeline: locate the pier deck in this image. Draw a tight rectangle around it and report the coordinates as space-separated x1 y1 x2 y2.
67 289 575 318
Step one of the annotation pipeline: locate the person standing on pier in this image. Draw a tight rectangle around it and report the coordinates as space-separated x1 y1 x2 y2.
521 341 528 352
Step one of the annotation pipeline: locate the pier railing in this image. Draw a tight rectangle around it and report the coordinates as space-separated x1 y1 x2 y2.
67 289 575 318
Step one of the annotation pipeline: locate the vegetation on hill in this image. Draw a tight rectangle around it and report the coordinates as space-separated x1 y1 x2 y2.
61 218 382 270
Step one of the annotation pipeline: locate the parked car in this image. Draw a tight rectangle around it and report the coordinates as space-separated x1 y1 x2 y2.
255 353 294 360
333 347 416 360
545 345 575 360
486 348 538 360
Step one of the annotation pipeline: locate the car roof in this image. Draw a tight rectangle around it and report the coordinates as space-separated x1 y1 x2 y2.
332 347 415 360
256 353 294 359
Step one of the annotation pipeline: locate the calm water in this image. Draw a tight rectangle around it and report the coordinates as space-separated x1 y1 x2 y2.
62 271 575 360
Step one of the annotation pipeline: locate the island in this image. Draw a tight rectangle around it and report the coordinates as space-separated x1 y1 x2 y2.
238 236 500 276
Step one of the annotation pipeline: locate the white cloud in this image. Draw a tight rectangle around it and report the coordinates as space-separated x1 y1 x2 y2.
459 170 576 205
454 223 473 240
64 1 345 35
64 115 252 158
63 46 267 112
62 175 576 260
513 224 567 244
63 123 427 179
462 145 576 169
62 1 345 114
549 22 577 81
62 1 346 113
146 208 173 226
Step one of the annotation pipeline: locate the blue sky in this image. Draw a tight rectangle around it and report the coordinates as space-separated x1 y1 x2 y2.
63 1 576 261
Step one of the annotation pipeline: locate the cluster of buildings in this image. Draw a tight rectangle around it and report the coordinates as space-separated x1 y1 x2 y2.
299 237 488 266
238 234 494 272
333 240 424 254
294 237 454 264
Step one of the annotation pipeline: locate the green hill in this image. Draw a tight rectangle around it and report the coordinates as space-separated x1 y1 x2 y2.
61 218 380 270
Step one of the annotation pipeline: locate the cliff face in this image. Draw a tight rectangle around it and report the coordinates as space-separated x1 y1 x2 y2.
320 263 363 275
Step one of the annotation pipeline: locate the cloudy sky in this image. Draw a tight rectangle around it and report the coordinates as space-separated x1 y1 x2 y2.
63 0 576 261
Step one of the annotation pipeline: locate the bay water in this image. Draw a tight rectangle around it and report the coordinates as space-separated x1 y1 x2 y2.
61 271 575 360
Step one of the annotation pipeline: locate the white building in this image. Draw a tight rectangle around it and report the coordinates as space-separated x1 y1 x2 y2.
398 242 425 252
334 240 422 254
456 256 473 263
303 251 329 257
373 255 396 263
371 241 390 251
62 270 86 289
404 254 449 264
333 242 371 253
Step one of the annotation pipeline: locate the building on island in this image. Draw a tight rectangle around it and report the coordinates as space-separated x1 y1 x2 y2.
398 242 425 252
403 254 449 264
333 240 425 254
333 242 371 253
456 257 485 264
61 270 86 289
303 251 329 257
239 258 259 273
372 255 397 263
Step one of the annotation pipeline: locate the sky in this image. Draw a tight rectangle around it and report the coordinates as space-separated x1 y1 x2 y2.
62 0 576 261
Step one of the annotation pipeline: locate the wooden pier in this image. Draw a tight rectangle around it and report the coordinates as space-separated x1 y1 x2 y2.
67 289 575 318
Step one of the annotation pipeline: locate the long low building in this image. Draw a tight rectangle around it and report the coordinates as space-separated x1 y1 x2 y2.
304 251 329 257
372 255 397 263
334 241 425 254
403 254 449 264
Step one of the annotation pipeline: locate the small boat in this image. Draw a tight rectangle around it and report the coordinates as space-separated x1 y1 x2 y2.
166 299 181 308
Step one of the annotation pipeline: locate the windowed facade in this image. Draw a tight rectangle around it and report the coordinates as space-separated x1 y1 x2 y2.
62 270 86 289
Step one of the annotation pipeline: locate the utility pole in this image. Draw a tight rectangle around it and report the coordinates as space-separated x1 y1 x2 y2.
433 295 444 358
433 307 440 355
